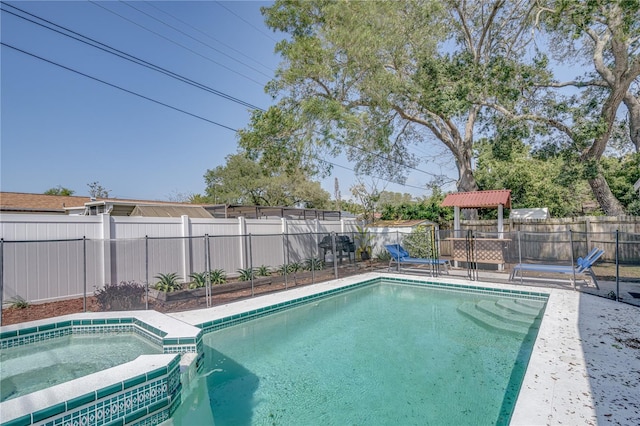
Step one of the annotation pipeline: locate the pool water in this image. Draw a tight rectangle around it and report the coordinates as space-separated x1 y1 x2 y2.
0 333 162 401
169 281 546 425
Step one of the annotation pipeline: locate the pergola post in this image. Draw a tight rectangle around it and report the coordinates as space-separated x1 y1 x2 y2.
497 204 504 271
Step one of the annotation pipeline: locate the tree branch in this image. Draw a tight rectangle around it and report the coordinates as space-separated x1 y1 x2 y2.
482 101 574 139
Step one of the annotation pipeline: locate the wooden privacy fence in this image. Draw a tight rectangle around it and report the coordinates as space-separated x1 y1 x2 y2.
441 216 640 263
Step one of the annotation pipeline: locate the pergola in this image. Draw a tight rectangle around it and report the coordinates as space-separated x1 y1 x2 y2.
441 190 512 237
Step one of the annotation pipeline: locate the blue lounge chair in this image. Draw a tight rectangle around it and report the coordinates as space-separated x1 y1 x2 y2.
385 244 450 274
509 248 604 288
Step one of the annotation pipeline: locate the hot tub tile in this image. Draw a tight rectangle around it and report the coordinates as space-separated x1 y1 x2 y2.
1 414 31 426
32 402 66 423
96 383 123 400
123 374 146 390
66 393 96 410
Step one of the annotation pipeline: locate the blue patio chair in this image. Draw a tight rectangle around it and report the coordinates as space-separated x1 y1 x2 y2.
509 247 604 288
385 244 450 274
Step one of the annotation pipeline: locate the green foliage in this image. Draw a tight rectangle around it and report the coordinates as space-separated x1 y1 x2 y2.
44 186 75 196
379 187 453 226
275 264 290 275
95 281 145 311
9 295 29 309
600 153 640 214
374 249 391 262
256 265 272 277
304 257 324 271
237 267 256 282
402 225 437 258
355 225 373 260
154 272 182 292
209 269 227 285
203 152 331 208
288 262 304 273
474 139 593 217
188 272 208 289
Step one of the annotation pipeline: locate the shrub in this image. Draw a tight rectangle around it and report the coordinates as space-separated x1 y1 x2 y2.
189 272 208 289
237 267 255 281
9 295 29 309
288 262 304 273
256 265 271 277
154 272 182 292
304 257 324 271
375 248 391 262
95 281 145 311
209 269 227 285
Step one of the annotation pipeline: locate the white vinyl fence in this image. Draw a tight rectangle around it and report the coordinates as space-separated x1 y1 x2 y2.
0 213 359 304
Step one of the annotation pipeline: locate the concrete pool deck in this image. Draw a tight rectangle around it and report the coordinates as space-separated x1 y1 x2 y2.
169 272 640 425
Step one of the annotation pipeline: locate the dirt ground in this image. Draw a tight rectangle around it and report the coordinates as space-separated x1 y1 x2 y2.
1 267 367 326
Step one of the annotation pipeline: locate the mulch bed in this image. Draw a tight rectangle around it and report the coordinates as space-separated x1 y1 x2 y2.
2 266 370 326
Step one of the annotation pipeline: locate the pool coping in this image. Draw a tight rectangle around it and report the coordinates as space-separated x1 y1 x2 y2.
168 271 601 425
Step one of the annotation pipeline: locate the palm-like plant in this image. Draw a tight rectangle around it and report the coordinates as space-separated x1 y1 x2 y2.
154 272 182 292
189 272 208 289
237 267 255 281
209 269 227 284
304 257 324 271
256 265 271 277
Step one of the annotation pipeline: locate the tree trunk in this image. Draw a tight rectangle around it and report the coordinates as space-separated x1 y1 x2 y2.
455 146 479 219
588 173 625 216
623 93 640 152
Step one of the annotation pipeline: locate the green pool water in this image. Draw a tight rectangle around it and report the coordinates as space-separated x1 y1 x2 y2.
0 333 162 402
170 281 546 425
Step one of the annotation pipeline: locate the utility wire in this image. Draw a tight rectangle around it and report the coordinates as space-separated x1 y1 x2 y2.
1 42 238 132
2 2 443 181
119 1 273 79
2 2 450 185
0 2 263 111
88 0 267 87
144 1 275 74
214 1 278 43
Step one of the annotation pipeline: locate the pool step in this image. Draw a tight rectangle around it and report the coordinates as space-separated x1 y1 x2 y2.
457 302 531 336
495 299 544 317
513 299 546 311
475 300 536 327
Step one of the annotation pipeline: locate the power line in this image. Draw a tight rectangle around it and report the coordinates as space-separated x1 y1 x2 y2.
0 2 264 111
214 1 278 43
144 1 275 74
1 42 239 132
119 1 273 79
87 0 268 87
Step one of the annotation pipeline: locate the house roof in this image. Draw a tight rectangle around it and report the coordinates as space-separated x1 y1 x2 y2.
0 192 92 213
0 192 202 215
441 190 511 209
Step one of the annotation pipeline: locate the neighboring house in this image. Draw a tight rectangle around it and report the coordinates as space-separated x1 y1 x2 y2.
0 192 345 220
0 192 210 218
0 192 91 215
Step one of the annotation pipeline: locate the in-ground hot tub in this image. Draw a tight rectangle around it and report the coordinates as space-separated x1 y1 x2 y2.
0 311 204 426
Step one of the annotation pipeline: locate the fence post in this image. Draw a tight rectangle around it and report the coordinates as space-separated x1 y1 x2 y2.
332 232 338 279
204 234 211 308
569 229 576 290
615 229 620 302
238 217 247 269
248 233 254 297
83 236 87 312
282 233 288 289
100 213 112 287
517 231 523 285
180 215 191 283
0 238 4 327
396 230 400 273
145 235 149 310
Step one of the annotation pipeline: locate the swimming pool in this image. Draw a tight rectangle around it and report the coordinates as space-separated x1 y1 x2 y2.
169 278 547 425
0 332 162 401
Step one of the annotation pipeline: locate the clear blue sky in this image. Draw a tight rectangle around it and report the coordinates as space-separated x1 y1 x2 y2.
1 1 456 202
